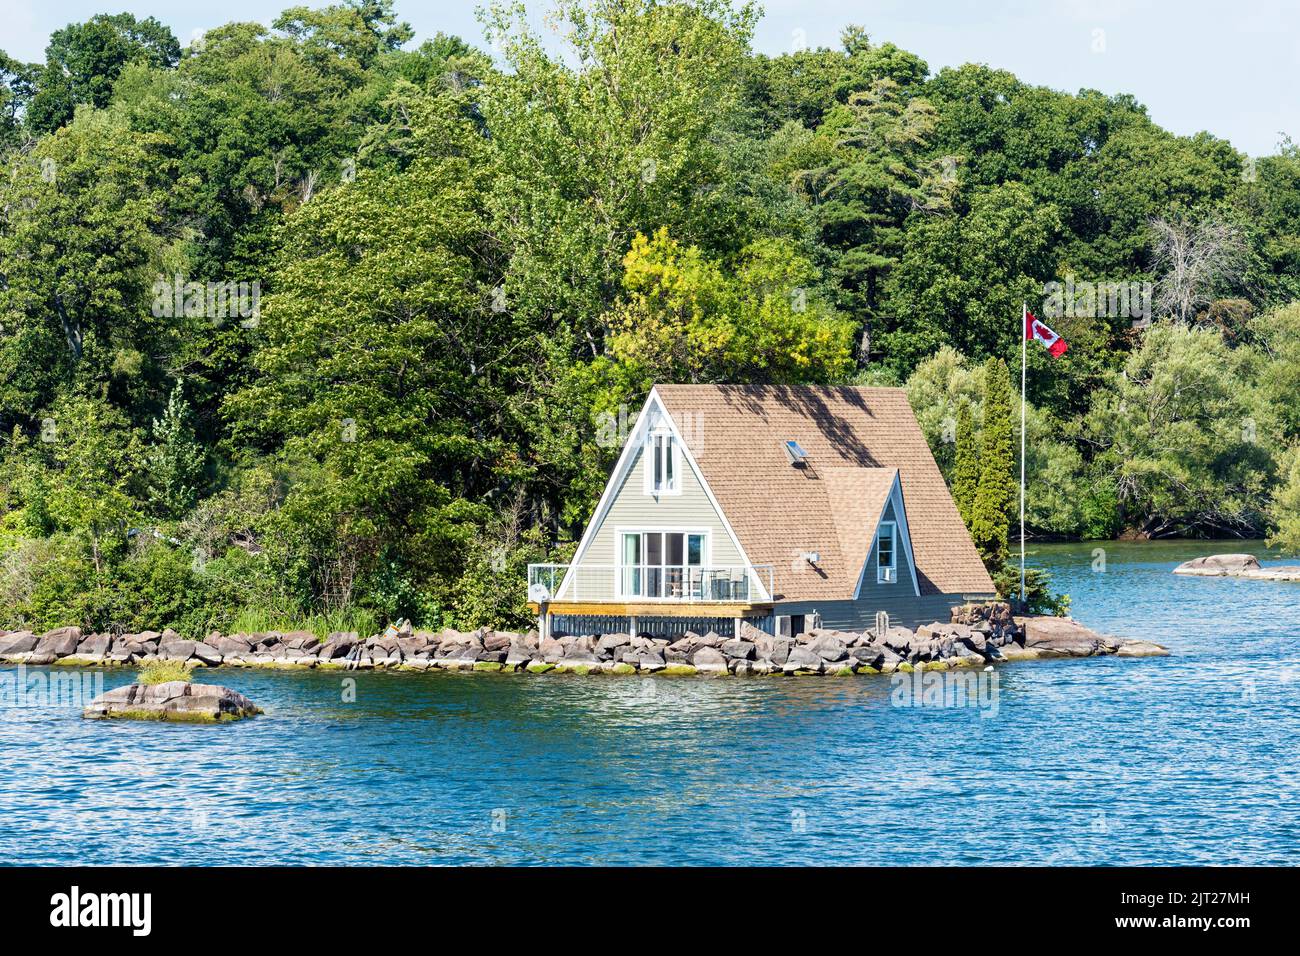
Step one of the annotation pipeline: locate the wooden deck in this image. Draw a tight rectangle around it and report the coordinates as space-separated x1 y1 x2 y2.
528 601 772 618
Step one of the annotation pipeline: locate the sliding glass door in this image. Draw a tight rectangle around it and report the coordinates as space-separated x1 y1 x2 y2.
620 531 705 598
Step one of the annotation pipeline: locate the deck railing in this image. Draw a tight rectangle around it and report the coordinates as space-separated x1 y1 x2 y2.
528 563 774 604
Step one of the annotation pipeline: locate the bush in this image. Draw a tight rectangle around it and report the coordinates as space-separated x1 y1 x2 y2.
137 659 195 685
992 560 1070 616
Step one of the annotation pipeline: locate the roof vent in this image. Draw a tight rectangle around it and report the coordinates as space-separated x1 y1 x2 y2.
784 440 809 467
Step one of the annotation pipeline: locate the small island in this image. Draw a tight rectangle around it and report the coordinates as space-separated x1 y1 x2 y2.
1173 554 1300 582
83 662 261 722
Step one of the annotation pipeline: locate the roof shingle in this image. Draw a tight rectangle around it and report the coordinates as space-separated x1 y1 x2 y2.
655 384 996 601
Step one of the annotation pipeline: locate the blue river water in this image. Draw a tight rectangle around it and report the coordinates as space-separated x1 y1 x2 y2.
2 540 1298 866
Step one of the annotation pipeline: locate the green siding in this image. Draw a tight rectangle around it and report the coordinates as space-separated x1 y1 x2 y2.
567 445 744 602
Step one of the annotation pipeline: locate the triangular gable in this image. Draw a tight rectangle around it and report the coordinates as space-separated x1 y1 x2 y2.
849 471 921 599
559 388 772 602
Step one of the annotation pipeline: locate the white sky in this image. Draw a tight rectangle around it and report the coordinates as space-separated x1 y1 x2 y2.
1 0 1293 156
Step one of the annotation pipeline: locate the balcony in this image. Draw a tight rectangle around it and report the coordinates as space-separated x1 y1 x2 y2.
528 563 774 607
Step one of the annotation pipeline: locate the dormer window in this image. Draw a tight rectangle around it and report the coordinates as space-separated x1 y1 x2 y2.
646 430 679 495
876 521 896 583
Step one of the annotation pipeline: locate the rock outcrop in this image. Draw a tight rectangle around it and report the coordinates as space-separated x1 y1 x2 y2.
83 681 262 722
1173 553 1300 582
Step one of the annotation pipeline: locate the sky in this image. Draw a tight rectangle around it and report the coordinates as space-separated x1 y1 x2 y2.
1 0 1294 156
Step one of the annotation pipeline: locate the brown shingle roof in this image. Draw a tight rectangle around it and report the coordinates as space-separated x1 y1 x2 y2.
655 384 996 601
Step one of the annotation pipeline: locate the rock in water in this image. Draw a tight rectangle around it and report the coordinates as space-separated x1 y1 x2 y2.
1172 553 1300 582
83 681 262 722
1172 554 1261 576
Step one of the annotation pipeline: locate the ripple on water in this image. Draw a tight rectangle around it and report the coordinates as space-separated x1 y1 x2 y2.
2 540 1299 864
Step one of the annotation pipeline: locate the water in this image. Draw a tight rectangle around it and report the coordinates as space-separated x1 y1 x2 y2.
2 540 1298 865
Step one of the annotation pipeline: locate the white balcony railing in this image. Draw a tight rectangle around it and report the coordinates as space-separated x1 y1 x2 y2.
528 563 773 604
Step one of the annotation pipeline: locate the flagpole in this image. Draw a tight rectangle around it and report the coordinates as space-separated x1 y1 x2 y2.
1020 303 1027 610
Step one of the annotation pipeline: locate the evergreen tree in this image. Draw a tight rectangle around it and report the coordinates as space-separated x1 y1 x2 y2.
970 358 1016 567
147 383 204 519
953 399 978 526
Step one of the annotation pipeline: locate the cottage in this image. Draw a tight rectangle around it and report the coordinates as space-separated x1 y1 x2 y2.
528 385 996 640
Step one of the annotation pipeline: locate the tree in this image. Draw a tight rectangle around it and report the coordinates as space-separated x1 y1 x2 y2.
1150 214 1248 324
970 358 1015 566
953 399 977 525
147 384 206 519
1085 325 1273 536
881 182 1060 374
1266 444 1300 555
791 77 957 362
26 13 180 133
0 108 174 433
0 51 37 148
606 228 856 385
226 94 507 617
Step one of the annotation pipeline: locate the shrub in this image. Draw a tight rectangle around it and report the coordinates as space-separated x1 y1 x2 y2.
137 659 195 685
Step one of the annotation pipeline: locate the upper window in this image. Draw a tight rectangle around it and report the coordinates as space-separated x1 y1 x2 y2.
646 431 679 495
876 521 896 583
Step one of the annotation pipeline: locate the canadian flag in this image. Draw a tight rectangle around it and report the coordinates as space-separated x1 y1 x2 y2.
1025 311 1068 358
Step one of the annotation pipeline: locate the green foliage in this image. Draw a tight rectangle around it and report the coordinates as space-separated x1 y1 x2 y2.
991 560 1070 617
1085 324 1274 536
3 0 1300 637
607 228 856 384
952 400 977 526
147 384 206 519
970 358 1016 566
1266 444 1300 555
26 13 180 134
137 659 196 685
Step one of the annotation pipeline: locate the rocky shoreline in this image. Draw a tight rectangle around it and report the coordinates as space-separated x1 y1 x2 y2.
0 603 1166 677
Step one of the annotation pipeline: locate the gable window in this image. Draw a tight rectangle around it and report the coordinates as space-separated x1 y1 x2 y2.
646 431 679 495
876 521 897 584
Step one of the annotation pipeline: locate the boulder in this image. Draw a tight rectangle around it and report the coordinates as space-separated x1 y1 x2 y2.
691 646 728 673
159 640 198 661
209 635 253 657
805 633 848 662
694 630 724 648
84 680 261 722
636 651 666 673
754 633 792 665
597 633 632 653
1116 640 1170 658
562 643 600 664
482 632 512 652
76 633 112 657
283 630 319 650
190 642 224 666
36 626 82 657
783 646 825 674
850 645 884 668
0 632 38 656
720 639 756 661
1020 616 1105 657
1172 554 1261 576
540 636 566 662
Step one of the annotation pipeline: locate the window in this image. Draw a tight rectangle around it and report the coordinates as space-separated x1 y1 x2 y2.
620 531 706 598
646 431 678 495
876 521 896 584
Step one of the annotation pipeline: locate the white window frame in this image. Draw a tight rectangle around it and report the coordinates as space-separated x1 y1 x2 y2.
876 520 897 584
643 428 681 496
615 527 710 599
